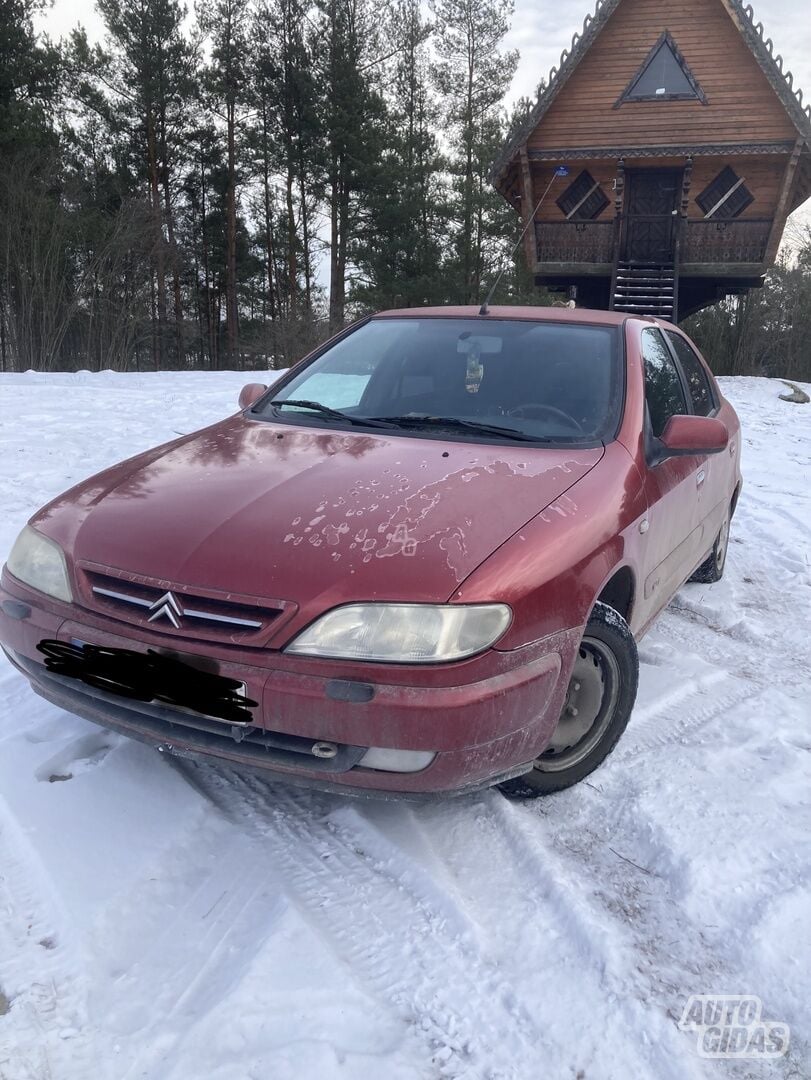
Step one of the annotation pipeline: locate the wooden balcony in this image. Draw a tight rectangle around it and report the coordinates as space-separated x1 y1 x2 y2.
535 220 614 268
682 219 772 265
533 217 774 277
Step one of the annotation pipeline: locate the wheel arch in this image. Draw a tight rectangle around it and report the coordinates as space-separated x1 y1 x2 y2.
731 480 743 518
592 564 636 626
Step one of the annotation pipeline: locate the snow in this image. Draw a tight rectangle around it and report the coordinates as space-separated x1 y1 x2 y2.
0 370 809 1079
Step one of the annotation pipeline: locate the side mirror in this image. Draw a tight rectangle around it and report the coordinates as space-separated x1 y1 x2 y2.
238 383 268 411
658 414 729 457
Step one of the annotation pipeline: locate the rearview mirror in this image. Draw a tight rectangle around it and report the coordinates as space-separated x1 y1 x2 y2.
658 414 729 457
239 383 268 410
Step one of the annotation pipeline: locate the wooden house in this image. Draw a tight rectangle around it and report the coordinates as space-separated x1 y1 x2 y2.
492 0 811 321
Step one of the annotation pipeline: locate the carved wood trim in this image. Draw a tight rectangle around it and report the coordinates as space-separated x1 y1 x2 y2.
680 157 694 217
526 142 795 161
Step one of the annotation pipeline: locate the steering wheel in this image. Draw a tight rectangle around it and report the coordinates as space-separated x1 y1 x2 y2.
507 403 584 432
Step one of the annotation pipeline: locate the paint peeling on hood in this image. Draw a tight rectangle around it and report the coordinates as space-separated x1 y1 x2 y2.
33 416 605 610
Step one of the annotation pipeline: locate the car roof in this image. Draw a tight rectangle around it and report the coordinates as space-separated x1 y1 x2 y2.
371 305 670 329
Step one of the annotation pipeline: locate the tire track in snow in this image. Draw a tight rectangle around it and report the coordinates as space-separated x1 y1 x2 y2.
656 578 805 695
178 764 700 1080
176 763 562 1080
115 830 288 1080
615 672 754 761
505 798 808 1080
0 801 95 1080
436 788 811 1080
412 793 710 1079
514 779 811 1080
737 489 811 545
735 509 811 602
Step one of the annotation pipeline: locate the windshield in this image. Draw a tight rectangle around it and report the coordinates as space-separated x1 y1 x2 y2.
256 317 623 445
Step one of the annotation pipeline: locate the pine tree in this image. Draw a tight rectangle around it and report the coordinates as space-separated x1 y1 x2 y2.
315 0 389 329
79 0 198 366
248 0 320 325
430 0 517 303
199 0 252 367
0 0 61 155
0 0 62 370
180 120 223 367
350 0 445 309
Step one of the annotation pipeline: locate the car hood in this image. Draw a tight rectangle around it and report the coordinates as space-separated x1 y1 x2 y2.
33 417 604 610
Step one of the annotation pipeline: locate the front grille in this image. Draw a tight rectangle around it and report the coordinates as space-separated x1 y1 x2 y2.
78 566 291 647
10 649 365 774
144 703 365 772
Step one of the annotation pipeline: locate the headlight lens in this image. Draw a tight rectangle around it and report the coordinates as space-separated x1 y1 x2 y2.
285 603 511 663
6 525 73 602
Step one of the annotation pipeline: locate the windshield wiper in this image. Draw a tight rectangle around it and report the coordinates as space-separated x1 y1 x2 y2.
269 399 392 428
368 415 550 443
271 402 551 442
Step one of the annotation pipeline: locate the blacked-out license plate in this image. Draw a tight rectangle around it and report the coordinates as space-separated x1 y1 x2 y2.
36 638 257 725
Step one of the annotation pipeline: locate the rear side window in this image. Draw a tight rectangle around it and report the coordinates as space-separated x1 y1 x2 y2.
642 328 687 438
666 332 715 416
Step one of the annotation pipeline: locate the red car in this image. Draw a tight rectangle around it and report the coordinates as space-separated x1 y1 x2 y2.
0 308 740 798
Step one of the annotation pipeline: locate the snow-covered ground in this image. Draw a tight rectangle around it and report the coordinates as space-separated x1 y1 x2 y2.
0 370 809 1080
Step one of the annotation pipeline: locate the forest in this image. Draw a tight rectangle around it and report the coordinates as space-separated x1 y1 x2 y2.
2 0 810 379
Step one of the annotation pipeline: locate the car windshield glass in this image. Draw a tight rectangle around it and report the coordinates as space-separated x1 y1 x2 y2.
256 318 622 444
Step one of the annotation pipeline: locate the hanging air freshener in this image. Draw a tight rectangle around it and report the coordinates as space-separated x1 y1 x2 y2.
465 349 484 393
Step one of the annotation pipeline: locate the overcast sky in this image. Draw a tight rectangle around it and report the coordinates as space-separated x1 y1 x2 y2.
36 0 811 224
37 0 811 108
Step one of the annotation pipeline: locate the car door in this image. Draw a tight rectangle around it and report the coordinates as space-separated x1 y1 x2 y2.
636 327 707 626
663 329 731 548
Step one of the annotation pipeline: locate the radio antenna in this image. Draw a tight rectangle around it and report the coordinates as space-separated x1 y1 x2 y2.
479 165 569 316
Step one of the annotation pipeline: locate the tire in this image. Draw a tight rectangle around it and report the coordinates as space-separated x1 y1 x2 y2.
499 602 638 798
689 506 731 584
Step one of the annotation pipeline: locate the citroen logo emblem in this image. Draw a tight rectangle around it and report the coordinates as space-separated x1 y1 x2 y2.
147 591 184 628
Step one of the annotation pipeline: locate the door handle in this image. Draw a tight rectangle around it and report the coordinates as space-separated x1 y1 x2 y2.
696 468 706 487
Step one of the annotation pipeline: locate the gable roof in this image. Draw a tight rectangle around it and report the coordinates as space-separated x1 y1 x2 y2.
492 0 811 185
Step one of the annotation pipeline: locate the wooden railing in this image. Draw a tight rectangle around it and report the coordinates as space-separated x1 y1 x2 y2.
683 219 772 264
534 218 773 269
535 220 614 264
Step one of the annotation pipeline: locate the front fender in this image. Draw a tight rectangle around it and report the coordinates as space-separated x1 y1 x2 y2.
452 443 647 648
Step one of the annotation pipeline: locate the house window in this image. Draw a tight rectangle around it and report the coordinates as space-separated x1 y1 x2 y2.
555 170 610 221
617 32 707 105
696 167 754 219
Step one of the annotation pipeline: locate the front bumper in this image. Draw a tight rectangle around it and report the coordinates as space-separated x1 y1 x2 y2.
0 573 579 797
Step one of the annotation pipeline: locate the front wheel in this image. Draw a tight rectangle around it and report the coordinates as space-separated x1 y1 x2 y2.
500 602 638 798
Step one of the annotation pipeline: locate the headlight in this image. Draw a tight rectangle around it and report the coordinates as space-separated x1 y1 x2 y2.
6 525 73 602
285 603 511 663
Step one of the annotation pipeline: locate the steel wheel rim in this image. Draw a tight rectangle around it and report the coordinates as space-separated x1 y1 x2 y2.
535 636 621 773
716 513 730 572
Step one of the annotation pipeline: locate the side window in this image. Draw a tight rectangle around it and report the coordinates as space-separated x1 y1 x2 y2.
666 332 715 416
642 328 688 438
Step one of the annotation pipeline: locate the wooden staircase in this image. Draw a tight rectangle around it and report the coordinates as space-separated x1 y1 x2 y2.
611 262 677 321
